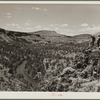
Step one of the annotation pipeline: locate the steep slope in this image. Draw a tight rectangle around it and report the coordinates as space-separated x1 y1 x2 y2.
30 30 74 43
0 28 93 44
73 34 92 43
0 27 100 91
0 28 43 44
0 28 75 44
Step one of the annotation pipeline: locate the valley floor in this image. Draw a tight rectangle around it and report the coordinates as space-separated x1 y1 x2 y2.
0 39 100 92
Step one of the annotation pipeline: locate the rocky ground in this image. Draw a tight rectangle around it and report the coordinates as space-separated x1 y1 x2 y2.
0 28 100 91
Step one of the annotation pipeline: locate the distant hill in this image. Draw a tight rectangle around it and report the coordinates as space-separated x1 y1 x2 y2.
0 28 73 44
73 34 92 43
0 28 41 44
31 30 60 36
30 30 74 43
0 28 94 44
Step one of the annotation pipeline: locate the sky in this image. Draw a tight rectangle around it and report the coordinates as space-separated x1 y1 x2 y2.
0 4 100 36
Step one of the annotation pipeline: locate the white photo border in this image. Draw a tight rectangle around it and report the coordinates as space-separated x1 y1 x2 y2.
0 1 100 99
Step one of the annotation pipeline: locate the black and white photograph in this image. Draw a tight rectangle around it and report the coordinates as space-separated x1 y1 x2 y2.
1 2 100 95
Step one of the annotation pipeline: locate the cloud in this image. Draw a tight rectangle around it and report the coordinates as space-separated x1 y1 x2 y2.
32 7 41 11
26 27 33 31
16 7 22 10
60 29 74 36
16 24 19 27
79 26 100 34
7 16 12 18
6 23 20 27
49 24 58 27
81 23 88 27
60 24 68 27
12 23 16 26
27 20 31 22
49 24 68 28
43 27 50 30
17 26 21 29
49 24 54 27
11 23 20 27
32 7 47 11
5 12 12 19
55 27 59 30
25 23 30 26
6 23 10 26
91 24 95 27
36 7 41 10
54 27 74 36
32 7 34 10
6 12 12 16
35 25 41 29
43 9 47 11
79 26 100 31
5 23 21 31
35 25 50 30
